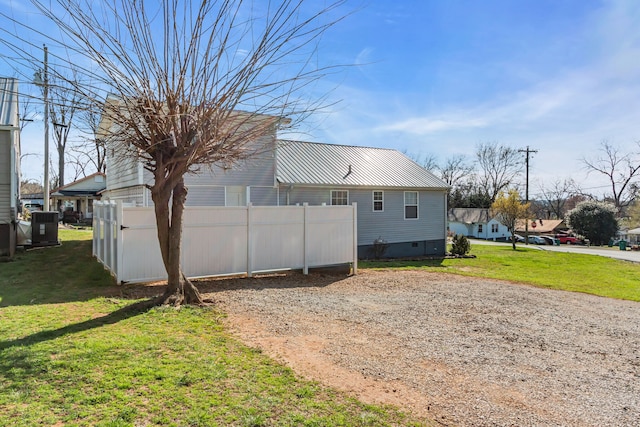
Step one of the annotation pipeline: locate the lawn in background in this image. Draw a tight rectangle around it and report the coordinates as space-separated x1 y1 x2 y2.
363 244 640 302
0 229 428 427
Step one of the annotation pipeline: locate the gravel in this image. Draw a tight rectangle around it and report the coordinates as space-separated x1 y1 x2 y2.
201 269 640 426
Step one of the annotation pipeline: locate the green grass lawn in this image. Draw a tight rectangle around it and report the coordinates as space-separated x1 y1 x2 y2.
363 243 640 302
0 230 427 427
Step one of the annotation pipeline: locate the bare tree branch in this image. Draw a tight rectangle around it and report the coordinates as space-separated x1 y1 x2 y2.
582 140 640 211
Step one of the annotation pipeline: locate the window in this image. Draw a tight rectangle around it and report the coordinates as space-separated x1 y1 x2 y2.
331 190 348 205
373 191 384 211
478 224 483 233
491 223 499 233
404 191 418 219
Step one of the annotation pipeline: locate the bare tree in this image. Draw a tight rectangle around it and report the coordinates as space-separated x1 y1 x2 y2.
582 140 640 211
440 154 474 187
475 141 521 203
537 178 578 219
70 105 107 176
31 0 346 306
408 151 439 172
43 73 81 188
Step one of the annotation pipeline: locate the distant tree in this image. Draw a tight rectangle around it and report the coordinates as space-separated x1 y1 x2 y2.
440 154 474 187
625 200 640 229
491 190 530 250
20 180 43 195
69 103 107 178
582 141 640 212
476 142 521 203
536 178 578 219
566 201 619 246
409 151 439 172
35 70 81 188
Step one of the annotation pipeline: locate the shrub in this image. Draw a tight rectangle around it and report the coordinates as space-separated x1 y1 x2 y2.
370 237 389 259
450 234 471 256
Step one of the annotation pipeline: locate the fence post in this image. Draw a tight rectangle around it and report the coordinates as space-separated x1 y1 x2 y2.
115 200 124 283
352 202 358 275
247 203 253 277
102 202 110 269
303 203 309 275
92 202 99 258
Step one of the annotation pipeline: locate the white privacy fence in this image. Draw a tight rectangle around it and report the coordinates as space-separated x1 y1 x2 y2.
93 201 357 283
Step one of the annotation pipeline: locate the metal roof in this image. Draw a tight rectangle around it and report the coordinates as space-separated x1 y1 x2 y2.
276 140 449 189
0 78 19 127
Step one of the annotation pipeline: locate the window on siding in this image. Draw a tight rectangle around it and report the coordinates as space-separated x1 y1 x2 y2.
491 223 499 233
331 190 348 205
404 191 418 219
373 191 383 211
478 224 483 233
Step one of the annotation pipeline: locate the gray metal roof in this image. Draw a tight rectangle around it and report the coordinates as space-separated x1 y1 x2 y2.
0 78 19 127
276 140 449 189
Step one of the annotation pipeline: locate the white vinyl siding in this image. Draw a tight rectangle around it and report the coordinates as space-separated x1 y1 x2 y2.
373 191 383 212
404 191 418 219
331 190 348 206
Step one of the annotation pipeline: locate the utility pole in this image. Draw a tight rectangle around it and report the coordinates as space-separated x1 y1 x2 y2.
518 146 538 243
43 45 50 211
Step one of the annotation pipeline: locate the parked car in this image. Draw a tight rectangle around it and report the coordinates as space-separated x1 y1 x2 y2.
555 234 579 244
528 235 547 245
539 235 557 245
513 234 525 243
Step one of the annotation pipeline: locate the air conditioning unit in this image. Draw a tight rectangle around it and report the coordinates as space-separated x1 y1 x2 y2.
31 211 59 246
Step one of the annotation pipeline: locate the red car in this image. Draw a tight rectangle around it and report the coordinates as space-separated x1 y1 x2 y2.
555 234 579 244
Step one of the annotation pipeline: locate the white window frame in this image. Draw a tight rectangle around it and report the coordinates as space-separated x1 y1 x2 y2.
331 190 349 206
404 191 418 220
491 223 499 233
373 190 384 212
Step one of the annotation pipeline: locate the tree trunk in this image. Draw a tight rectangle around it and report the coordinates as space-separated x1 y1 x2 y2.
511 234 516 250
151 177 203 306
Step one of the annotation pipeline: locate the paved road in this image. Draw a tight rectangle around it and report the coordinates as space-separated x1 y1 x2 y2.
471 238 640 262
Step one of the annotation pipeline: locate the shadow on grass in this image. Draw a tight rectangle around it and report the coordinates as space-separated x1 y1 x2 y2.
0 299 155 351
0 238 120 307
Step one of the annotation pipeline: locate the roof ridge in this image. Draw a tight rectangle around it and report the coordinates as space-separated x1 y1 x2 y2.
277 139 397 152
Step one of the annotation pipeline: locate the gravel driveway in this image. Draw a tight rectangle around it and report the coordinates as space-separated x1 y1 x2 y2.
202 270 640 426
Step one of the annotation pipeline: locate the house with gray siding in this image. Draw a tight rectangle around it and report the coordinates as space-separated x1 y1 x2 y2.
276 141 449 258
0 77 21 258
100 111 449 257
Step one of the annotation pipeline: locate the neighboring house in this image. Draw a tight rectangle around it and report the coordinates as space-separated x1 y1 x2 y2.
448 208 511 241
20 193 44 212
515 219 568 235
100 112 449 257
0 77 20 258
50 172 107 220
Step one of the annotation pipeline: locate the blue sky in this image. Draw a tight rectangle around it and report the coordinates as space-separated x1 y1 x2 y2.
5 0 640 198
306 0 640 197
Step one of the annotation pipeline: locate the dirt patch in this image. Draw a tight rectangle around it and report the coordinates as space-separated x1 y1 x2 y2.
142 270 640 426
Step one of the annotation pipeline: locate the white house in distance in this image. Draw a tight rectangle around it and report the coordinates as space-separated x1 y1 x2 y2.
99 111 450 258
0 77 20 258
448 208 510 241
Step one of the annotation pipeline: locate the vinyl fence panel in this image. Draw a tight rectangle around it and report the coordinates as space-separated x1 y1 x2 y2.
93 201 357 283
